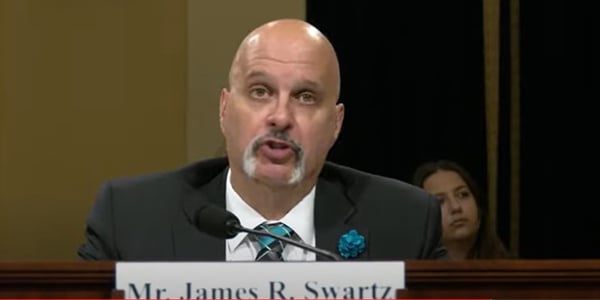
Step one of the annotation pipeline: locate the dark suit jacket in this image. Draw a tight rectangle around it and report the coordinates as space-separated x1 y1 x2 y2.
78 157 446 261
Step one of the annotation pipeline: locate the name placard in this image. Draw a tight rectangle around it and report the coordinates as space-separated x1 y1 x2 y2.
116 261 404 299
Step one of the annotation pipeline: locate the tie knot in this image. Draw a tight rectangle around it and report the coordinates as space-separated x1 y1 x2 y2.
253 222 297 261
258 222 293 236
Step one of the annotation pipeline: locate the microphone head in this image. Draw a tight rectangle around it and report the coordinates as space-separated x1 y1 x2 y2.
193 203 241 239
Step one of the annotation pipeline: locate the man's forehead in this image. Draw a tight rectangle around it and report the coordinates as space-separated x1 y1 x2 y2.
239 29 329 62
239 54 325 75
229 29 339 96
242 44 327 66
247 68 320 83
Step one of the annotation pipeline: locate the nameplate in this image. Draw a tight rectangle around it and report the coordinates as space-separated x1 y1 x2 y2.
116 261 404 299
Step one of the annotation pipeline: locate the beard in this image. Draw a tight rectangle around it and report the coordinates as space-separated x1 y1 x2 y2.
242 130 305 185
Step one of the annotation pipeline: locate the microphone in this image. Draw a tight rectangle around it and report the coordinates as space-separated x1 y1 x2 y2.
193 203 342 261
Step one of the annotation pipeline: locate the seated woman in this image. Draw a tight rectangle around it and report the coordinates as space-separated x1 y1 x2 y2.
413 160 511 259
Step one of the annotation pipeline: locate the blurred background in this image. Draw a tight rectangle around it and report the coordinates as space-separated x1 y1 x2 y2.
0 0 596 260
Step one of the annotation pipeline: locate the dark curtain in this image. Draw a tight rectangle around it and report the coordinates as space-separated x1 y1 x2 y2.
519 0 598 258
307 0 598 258
306 1 487 186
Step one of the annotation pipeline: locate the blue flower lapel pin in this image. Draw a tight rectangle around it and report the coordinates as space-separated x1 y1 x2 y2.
337 229 366 259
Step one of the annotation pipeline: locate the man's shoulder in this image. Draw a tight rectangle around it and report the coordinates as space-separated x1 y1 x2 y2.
106 156 229 191
322 161 419 191
321 161 433 203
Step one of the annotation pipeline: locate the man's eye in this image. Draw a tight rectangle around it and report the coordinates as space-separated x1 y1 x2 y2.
250 87 269 99
297 92 316 104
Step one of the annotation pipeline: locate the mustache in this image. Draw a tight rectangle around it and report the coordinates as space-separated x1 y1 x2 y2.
251 130 303 157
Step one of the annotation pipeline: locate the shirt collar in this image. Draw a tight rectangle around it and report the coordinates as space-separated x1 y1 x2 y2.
225 168 315 252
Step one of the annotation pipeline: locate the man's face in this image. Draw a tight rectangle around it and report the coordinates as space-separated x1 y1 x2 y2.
220 35 343 187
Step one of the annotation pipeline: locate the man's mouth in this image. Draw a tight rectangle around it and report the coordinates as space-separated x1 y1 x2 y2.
265 139 291 150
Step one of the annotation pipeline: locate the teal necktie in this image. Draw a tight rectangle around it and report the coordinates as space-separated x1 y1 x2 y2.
254 222 298 261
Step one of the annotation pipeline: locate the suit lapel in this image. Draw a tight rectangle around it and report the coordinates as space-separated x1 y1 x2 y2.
173 166 228 261
314 177 370 261
169 158 371 261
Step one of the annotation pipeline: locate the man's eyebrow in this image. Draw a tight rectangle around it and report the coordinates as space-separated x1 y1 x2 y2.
245 70 270 81
293 80 320 91
244 70 323 92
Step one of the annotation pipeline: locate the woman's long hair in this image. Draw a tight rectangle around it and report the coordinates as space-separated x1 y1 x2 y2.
413 160 511 259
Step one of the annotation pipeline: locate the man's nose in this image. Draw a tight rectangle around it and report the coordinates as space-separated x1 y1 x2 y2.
267 98 293 130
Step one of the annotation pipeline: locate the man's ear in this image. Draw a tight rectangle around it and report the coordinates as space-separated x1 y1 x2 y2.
333 103 345 140
219 88 229 133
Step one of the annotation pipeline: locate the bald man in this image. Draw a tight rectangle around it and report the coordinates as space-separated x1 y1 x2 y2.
79 19 446 261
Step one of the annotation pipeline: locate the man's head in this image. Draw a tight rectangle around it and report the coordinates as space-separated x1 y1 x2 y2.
219 19 344 188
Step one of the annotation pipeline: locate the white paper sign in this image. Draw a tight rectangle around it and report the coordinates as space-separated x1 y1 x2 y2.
116 261 404 299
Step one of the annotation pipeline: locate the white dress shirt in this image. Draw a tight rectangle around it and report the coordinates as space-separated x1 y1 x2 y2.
224 168 316 261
